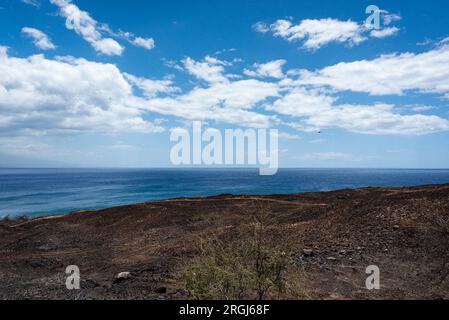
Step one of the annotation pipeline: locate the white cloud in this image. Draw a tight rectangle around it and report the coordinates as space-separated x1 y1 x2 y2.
129 55 281 127
0 48 280 136
116 31 155 50
252 22 270 33
267 87 336 117
244 59 286 79
299 44 449 96
50 0 154 55
162 58 184 71
310 104 449 135
370 27 399 39
271 18 367 50
1 43 448 139
21 27 56 50
182 56 229 84
256 16 400 50
90 38 124 56
0 47 163 135
143 78 280 128
50 0 124 56
270 87 449 135
410 105 435 112
383 13 402 26
132 37 155 50
215 48 237 55
124 73 179 98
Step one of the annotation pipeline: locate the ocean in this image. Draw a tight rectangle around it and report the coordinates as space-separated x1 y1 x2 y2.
1 168 449 218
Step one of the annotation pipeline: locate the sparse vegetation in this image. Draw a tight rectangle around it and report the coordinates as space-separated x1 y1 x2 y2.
181 205 308 300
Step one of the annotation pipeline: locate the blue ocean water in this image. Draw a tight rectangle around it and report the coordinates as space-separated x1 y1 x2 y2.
1 168 449 218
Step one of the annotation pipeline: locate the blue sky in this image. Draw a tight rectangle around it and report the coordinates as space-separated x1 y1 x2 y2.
1 0 449 168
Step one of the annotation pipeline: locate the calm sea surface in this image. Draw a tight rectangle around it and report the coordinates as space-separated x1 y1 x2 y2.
1 168 449 217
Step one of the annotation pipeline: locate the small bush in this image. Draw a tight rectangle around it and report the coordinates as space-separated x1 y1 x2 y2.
181 205 307 300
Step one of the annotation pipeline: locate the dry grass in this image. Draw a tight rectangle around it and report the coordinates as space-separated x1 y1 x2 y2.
179 205 309 300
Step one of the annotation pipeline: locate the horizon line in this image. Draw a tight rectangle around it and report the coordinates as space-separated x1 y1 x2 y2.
1 167 449 170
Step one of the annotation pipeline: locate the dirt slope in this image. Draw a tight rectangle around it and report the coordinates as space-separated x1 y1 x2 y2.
0 184 448 300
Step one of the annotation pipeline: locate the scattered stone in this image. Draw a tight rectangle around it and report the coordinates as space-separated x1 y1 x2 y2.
117 271 131 278
114 272 131 283
303 249 314 256
339 250 347 255
327 256 337 261
177 288 188 296
393 225 400 230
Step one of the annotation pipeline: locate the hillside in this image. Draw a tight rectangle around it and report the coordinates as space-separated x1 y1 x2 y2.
0 184 448 300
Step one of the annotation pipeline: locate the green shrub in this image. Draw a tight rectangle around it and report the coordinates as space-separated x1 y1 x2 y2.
181 208 307 300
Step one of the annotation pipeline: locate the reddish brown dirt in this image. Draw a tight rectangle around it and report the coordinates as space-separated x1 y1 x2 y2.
0 184 448 300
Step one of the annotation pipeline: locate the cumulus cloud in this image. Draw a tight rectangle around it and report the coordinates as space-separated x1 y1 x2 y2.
131 37 155 50
271 44 449 135
21 27 56 50
0 48 279 136
269 87 449 135
140 53 449 134
50 0 124 56
255 15 400 50
127 56 281 127
299 44 449 96
271 19 367 50
115 31 156 51
1 44 447 138
383 13 402 26
0 46 163 135
143 78 280 128
50 0 156 55
252 22 270 33
90 38 123 56
410 105 435 112
244 59 286 79
124 73 179 98
182 56 230 84
370 27 399 39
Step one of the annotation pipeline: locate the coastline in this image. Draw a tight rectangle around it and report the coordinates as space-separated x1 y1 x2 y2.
3 182 449 221
1 183 449 299
3 168 449 218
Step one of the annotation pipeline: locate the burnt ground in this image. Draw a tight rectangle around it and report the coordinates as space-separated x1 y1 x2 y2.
0 184 448 300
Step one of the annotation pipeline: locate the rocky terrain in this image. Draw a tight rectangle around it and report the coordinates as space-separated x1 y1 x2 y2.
0 184 448 300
